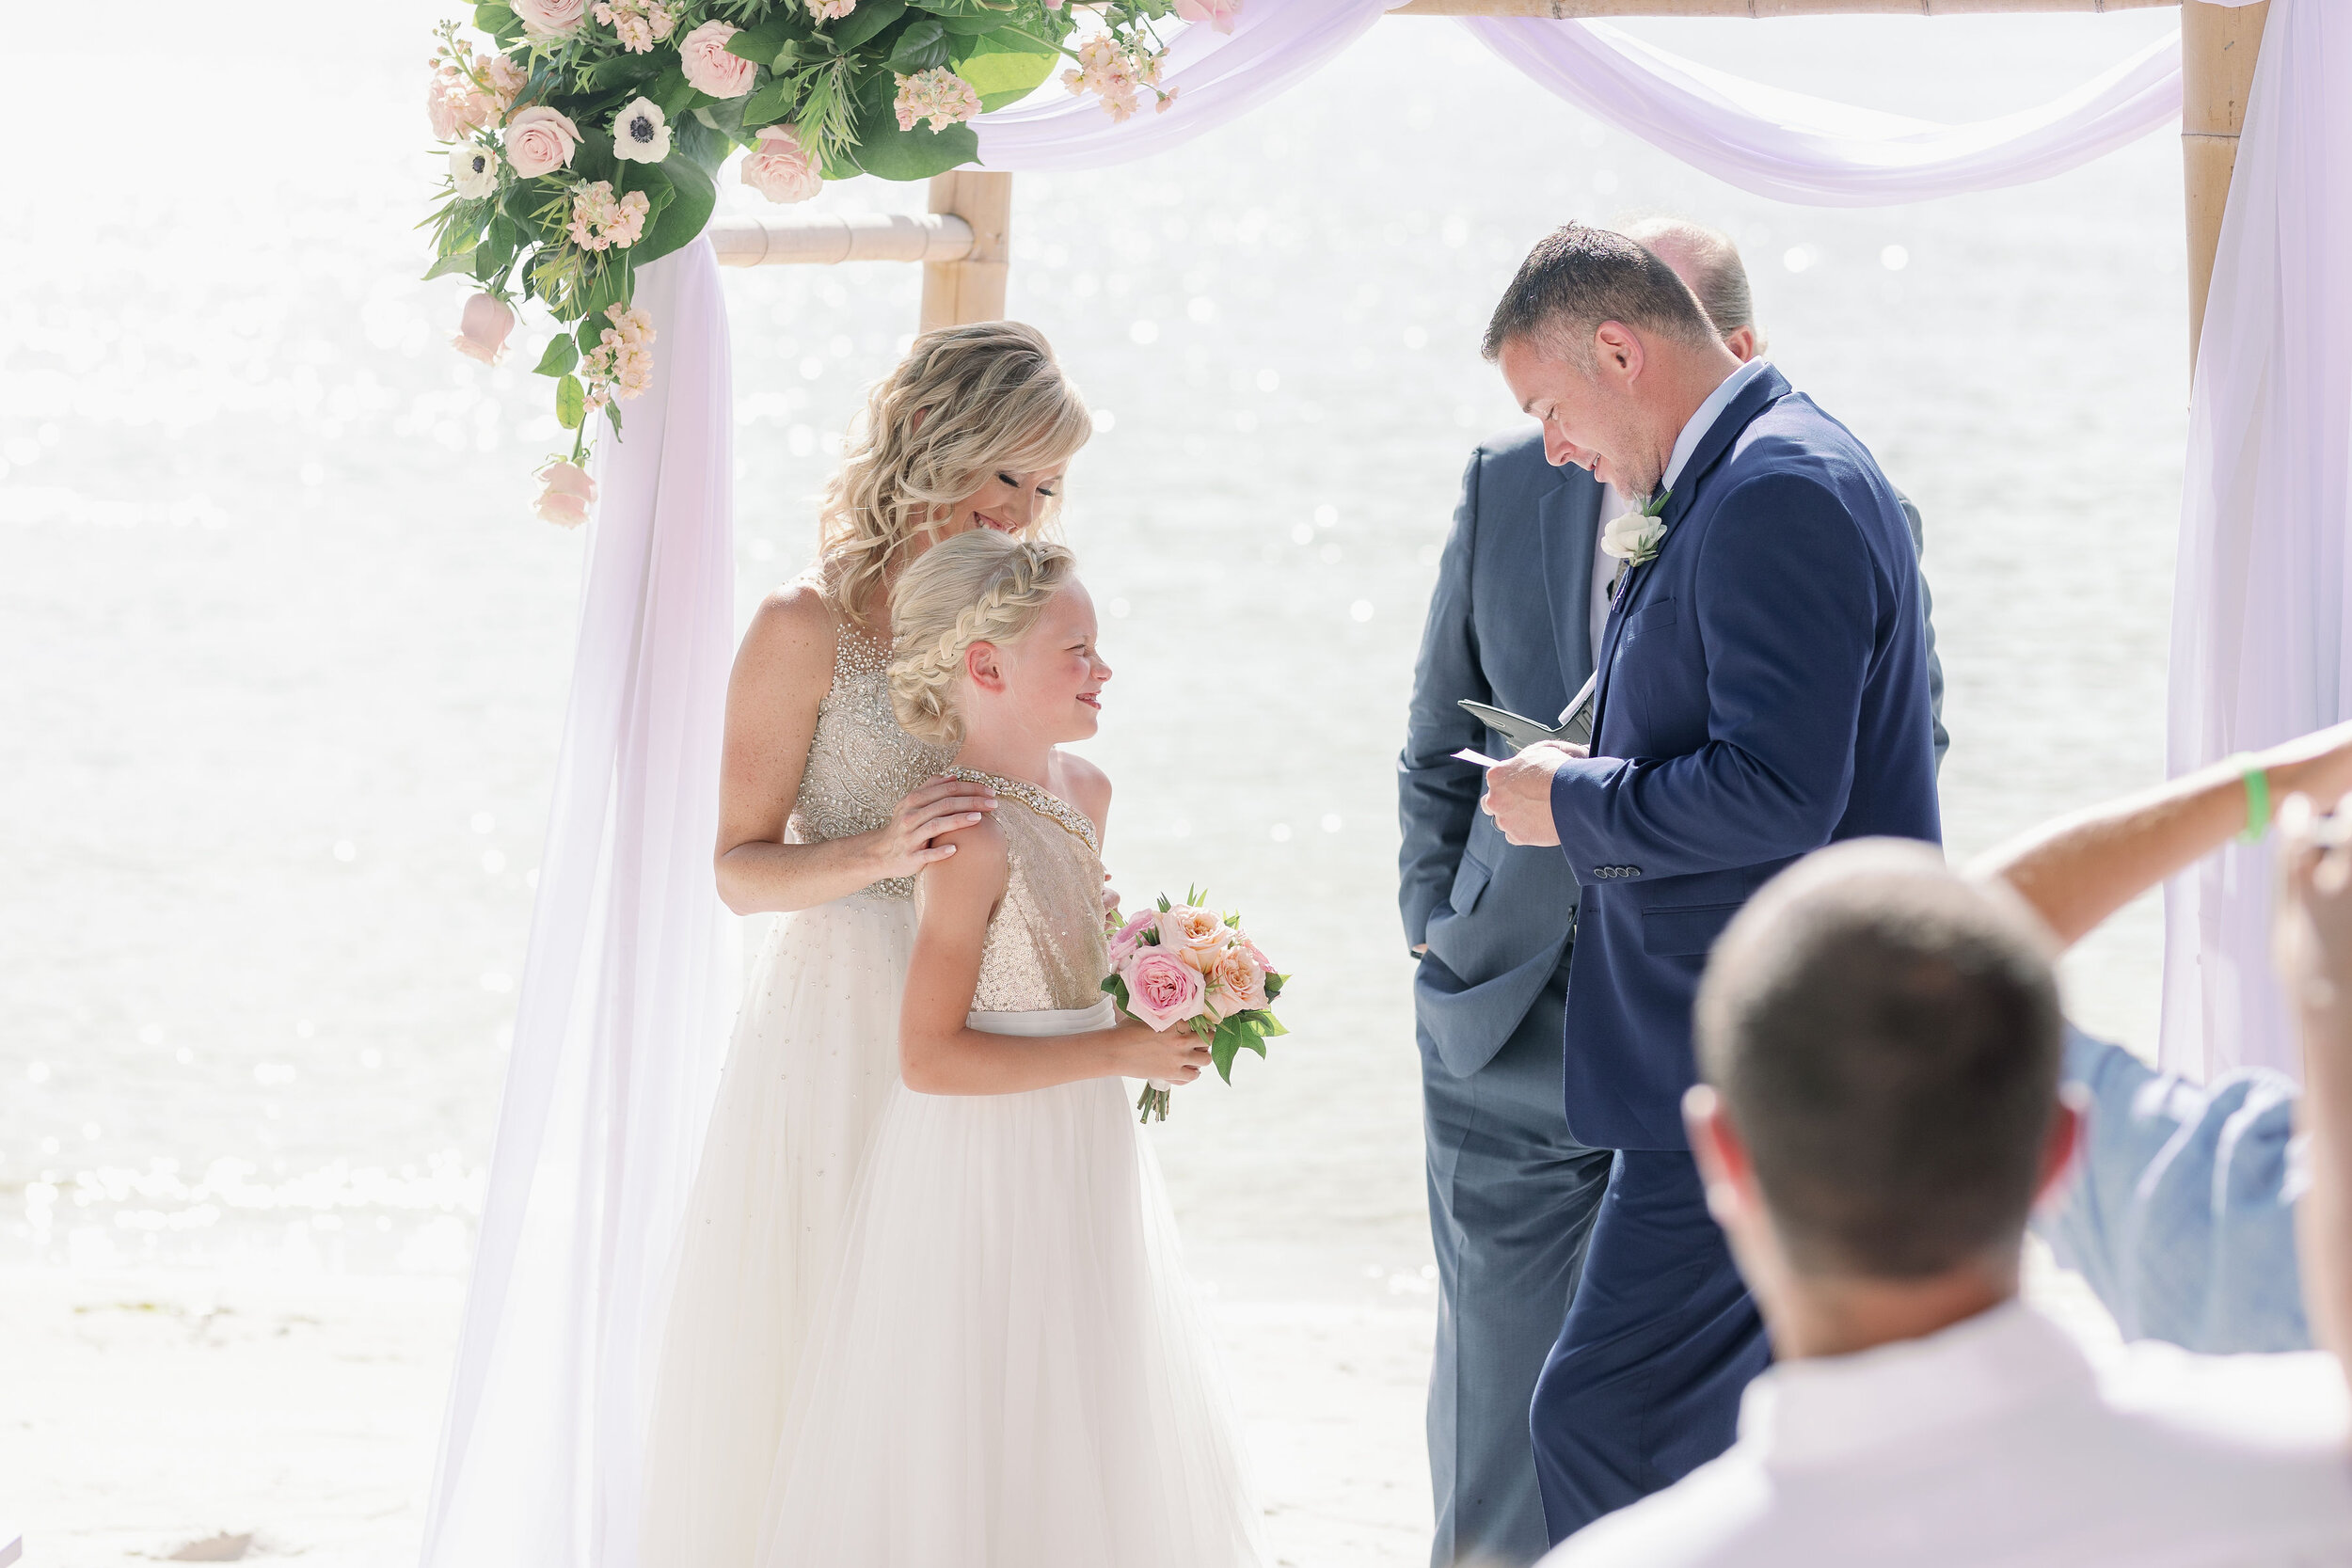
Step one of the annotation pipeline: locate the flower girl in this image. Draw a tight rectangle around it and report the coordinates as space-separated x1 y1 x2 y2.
755 531 1265 1567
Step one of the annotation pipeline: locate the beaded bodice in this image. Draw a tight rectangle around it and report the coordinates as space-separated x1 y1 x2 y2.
790 622 956 901
952 768 1111 1014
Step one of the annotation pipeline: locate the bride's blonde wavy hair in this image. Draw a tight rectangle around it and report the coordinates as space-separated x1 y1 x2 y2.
888 531 1077 747
818 321 1093 628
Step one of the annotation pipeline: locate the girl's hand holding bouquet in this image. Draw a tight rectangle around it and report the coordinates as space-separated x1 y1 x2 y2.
1103 890 1289 1123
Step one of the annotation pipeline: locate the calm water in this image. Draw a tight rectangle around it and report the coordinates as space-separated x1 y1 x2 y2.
5 4 2185 1294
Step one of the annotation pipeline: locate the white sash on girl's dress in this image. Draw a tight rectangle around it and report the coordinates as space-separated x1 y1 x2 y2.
966 998 1117 1037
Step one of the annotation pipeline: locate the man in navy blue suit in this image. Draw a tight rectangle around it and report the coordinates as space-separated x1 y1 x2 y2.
1474 225 1943 1542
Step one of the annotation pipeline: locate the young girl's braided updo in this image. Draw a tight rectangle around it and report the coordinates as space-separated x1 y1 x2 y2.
888 531 1078 747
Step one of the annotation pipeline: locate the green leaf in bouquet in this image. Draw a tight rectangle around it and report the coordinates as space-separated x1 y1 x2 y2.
673 112 734 175
421 246 480 282
888 17 954 72
654 62 702 119
740 73 801 130
828 0 909 53
471 216 520 283
474 1 522 45
580 256 634 326
912 0 1023 37
1263 972 1285 1002
728 12 813 69
556 372 587 430
533 333 580 377
1208 1024 1242 1084
628 152 716 265
693 96 750 144
949 26 1057 110
838 66 977 182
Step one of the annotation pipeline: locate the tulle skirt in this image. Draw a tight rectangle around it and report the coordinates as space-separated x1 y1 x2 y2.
755 1000 1265 1568
641 893 919 1568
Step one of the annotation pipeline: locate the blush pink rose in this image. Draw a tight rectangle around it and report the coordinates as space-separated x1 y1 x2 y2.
1107 910 1155 967
1122 947 1206 1031
679 20 757 99
1204 942 1268 1021
451 293 516 365
739 123 824 205
534 460 596 528
1155 905 1232 972
1173 0 1240 31
503 104 581 179
513 0 587 39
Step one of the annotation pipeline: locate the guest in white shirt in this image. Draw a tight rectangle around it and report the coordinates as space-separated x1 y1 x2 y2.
1547 839 2352 1567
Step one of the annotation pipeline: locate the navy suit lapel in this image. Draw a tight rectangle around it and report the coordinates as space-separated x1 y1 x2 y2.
1538 467 1602 704
1588 366 1792 739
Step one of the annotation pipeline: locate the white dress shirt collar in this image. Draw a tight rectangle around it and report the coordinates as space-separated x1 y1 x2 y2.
1661 356 1773 499
1736 1298 2094 1475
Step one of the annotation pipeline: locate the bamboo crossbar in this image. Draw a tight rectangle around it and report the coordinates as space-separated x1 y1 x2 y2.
1390 0 2172 15
707 212 977 267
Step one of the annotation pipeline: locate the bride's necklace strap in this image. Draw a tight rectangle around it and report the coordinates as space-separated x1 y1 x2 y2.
947 768 1101 856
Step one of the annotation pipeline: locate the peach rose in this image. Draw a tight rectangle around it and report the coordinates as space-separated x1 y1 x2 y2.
1204 942 1268 1021
451 293 515 365
503 104 581 179
513 0 587 40
739 122 823 205
1155 905 1232 971
534 460 596 528
1122 948 1206 1032
679 20 756 99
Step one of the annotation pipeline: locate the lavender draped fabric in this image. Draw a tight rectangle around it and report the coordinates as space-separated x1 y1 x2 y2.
421 240 736 1568
2162 0 2333 1083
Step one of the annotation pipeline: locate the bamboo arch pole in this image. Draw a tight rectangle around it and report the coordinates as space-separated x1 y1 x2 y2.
2183 0 2267 369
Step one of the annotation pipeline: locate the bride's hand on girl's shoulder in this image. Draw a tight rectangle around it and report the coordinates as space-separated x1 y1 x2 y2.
867 775 998 882
1104 1016 1211 1086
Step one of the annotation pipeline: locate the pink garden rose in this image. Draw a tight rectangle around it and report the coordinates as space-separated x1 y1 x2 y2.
1204 942 1268 1022
739 123 824 205
534 460 596 528
1173 0 1240 32
1107 909 1156 967
512 0 587 40
1122 947 1206 1032
679 20 757 99
503 104 581 179
1155 905 1232 972
451 293 516 365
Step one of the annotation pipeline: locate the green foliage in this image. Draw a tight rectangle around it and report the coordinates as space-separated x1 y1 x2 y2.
629 152 715 266
887 18 954 72
949 25 1059 111
555 373 587 430
828 0 909 54
912 0 1024 36
422 246 480 282
533 333 580 377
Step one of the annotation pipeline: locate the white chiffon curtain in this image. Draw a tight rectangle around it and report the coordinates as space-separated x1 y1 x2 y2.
2162 0 2340 1082
424 4 2315 1562
422 240 736 1568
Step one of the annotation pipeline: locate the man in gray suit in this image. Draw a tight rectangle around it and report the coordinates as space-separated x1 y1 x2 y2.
1397 219 1946 1568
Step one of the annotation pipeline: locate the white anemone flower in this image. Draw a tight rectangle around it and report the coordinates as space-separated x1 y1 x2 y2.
612 97 672 164
449 142 501 199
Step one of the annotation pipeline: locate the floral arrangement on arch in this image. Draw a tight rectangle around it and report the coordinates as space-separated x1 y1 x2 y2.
426 0 1237 525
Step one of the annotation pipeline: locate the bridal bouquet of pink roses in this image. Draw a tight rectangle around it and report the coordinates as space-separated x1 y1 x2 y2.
1104 890 1287 1123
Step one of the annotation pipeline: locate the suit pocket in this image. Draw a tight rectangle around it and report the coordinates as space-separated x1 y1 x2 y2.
1448 847 1495 918
1618 597 1678 650
1641 901 1741 958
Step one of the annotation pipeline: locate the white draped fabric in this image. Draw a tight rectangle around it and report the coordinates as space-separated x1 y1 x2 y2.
421 240 737 1568
2162 0 2335 1083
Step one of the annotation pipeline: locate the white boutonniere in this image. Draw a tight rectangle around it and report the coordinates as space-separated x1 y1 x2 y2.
1599 490 1670 570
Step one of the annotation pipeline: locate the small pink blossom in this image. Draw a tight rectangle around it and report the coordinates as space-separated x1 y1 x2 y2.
580 302 657 411
1107 910 1156 967
1173 0 1241 33
512 0 587 40
503 104 582 179
534 460 596 528
1061 34 1167 121
740 123 824 204
451 293 516 365
427 73 463 140
893 68 981 134
565 181 651 251
593 0 678 53
1122 947 1208 1032
679 19 757 98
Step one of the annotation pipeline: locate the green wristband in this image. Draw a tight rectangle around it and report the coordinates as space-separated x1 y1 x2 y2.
2237 757 2272 844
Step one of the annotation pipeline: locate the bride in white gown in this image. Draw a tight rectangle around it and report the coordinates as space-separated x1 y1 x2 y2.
639 323 1098 1567
755 532 1264 1567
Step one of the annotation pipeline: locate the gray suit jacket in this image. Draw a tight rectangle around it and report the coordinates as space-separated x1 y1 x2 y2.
1398 426 1947 1078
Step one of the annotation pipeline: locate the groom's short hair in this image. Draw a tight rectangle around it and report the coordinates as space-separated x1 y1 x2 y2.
1694 842 2064 1280
1482 223 1719 369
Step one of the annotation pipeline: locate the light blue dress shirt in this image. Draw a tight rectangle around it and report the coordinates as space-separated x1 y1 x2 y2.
2038 1025 2311 1354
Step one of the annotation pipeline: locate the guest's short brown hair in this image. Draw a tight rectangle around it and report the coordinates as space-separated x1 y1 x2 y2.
1481 222 1719 368
1695 842 2064 1279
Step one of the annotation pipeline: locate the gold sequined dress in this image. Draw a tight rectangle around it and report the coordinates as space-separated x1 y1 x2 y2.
757 771 1265 1568
642 617 954 1568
